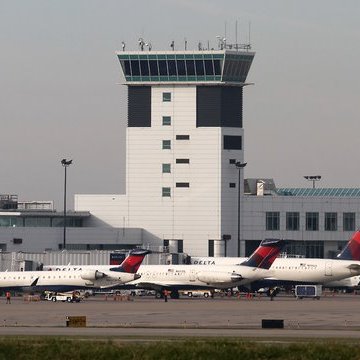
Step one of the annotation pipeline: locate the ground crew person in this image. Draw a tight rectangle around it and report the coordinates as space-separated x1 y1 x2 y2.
6 291 11 304
163 289 169 302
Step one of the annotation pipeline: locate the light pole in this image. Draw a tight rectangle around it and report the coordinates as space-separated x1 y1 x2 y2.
61 159 72 250
235 161 247 257
304 175 321 189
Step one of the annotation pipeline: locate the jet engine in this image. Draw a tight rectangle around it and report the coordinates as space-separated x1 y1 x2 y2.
197 271 242 284
80 270 106 281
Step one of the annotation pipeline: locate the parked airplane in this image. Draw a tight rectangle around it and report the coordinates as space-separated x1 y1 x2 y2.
326 231 360 290
44 238 286 299
0 248 150 293
190 231 360 290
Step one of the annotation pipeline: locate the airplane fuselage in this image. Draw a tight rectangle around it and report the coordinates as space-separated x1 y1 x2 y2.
190 257 360 284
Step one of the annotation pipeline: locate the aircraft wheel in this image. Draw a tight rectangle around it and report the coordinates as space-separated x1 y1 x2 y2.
204 292 209 298
187 292 193 297
67 297 72 303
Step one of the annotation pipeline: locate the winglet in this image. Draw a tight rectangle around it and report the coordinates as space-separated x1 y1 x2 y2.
109 249 151 273
241 238 287 269
337 231 360 261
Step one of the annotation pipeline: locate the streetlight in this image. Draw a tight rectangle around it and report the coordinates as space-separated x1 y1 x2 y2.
61 159 72 249
235 161 247 257
304 175 321 189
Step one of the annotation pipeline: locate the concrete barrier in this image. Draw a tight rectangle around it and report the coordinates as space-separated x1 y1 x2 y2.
66 316 86 327
261 319 284 329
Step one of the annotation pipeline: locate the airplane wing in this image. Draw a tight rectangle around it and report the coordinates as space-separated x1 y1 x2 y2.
30 277 39 286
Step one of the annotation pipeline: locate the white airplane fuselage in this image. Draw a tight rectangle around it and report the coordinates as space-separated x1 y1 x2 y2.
190 257 360 284
44 264 272 290
0 269 139 292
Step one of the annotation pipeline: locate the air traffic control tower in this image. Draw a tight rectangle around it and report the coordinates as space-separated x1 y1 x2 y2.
116 45 254 257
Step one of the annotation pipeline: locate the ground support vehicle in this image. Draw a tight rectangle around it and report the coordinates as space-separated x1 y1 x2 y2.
44 291 81 303
295 285 322 300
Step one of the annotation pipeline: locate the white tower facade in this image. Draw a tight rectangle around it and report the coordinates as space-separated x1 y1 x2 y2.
121 50 254 257
76 49 255 257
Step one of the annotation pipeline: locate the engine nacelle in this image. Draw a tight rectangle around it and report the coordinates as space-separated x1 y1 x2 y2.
197 271 242 284
80 270 105 281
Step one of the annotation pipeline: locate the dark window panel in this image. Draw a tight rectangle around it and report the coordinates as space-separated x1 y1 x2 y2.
176 135 190 140
168 60 177 76
124 61 131 76
204 60 214 75
177 60 186 75
130 60 140 76
229 183 236 188
140 60 149 76
208 240 214 257
176 159 190 164
213 60 221 75
195 60 205 75
224 135 242 150
186 60 195 75
229 159 236 164
128 86 151 127
149 60 159 76
158 60 168 76
176 183 190 188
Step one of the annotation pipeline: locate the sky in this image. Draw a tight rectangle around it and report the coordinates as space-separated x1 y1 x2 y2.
1 0 360 210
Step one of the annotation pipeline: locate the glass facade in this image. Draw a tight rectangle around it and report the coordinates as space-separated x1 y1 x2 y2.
118 52 254 83
0 216 83 227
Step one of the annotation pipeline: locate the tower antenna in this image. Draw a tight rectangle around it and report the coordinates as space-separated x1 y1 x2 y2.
235 20 238 48
248 21 251 46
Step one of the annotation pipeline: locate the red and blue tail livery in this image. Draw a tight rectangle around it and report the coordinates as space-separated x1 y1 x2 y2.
110 249 151 273
337 231 360 261
241 238 287 269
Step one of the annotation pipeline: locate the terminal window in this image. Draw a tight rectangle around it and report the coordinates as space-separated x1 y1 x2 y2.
306 212 319 231
324 212 337 231
176 135 190 140
266 212 280 231
176 159 190 164
162 187 171 197
343 212 355 231
286 212 300 231
162 164 171 173
162 140 171 149
163 92 171 102
162 116 171 126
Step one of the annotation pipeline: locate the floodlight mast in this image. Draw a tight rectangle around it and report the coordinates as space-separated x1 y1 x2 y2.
304 175 321 189
61 159 73 249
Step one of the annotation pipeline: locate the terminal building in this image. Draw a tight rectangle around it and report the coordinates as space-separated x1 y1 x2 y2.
0 43 360 264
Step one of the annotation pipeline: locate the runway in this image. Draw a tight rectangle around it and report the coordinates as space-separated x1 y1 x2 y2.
1 293 360 339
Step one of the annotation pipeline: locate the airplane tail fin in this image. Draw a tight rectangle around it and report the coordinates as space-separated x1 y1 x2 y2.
241 238 287 269
110 249 151 273
337 231 360 261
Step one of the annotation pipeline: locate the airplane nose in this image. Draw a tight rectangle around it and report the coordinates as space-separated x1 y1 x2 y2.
231 273 242 282
134 273 141 280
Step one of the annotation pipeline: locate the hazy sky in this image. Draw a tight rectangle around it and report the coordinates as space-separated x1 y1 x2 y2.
1 0 360 210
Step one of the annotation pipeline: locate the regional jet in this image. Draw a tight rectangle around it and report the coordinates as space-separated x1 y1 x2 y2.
190 231 360 289
0 248 150 292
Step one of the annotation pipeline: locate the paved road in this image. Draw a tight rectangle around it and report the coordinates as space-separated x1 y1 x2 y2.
1 293 359 339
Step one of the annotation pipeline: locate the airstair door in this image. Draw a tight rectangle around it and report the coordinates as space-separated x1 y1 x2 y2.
189 269 197 282
325 261 333 276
